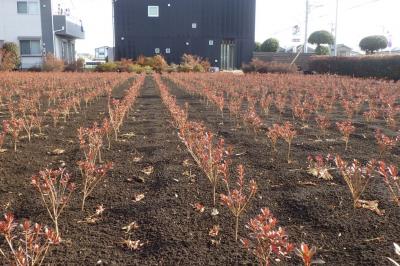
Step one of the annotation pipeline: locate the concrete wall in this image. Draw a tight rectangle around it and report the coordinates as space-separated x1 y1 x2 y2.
253 52 315 70
0 0 43 68
114 0 256 68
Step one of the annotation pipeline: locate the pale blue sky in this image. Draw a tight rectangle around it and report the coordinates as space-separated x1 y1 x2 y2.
58 0 400 54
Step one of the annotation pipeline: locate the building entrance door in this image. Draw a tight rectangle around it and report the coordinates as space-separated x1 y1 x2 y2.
220 40 236 70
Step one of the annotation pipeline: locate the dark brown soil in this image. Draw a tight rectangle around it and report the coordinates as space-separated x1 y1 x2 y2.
163 76 400 266
0 75 399 266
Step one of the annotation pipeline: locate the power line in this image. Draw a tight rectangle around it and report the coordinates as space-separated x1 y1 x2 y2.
347 0 383 10
263 0 387 39
313 0 385 20
271 1 325 36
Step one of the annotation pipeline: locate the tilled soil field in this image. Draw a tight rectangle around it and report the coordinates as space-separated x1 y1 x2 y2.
0 74 399 266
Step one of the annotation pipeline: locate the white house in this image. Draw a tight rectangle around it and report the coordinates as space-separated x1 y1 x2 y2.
94 46 114 62
94 46 109 61
0 0 84 69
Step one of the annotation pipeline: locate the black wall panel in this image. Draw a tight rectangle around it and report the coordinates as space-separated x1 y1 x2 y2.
113 0 256 68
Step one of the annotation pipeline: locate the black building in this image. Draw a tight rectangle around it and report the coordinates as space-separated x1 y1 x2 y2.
113 0 256 69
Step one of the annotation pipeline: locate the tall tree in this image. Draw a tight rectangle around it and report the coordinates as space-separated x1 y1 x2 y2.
359 35 388 54
308 31 334 55
260 38 280 52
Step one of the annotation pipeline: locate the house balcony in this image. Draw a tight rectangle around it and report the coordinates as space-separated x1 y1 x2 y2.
53 15 85 39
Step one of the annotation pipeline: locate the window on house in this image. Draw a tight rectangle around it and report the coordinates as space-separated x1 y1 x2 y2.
209 40 214 46
20 40 41 55
17 1 39 14
192 23 197 29
155 48 160 54
28 2 39 14
17 2 28 13
165 48 171 54
148 6 159 17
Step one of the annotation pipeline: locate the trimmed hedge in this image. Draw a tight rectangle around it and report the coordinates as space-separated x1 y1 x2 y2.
242 59 298 74
309 56 400 80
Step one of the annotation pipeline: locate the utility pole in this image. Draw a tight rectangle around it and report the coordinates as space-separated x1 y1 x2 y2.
112 0 115 50
304 0 309 53
334 0 339 56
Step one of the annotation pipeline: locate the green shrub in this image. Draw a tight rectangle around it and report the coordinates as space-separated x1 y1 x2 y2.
242 63 254 74
242 59 298 74
27 66 42 72
308 31 334 56
315 46 330 55
165 64 178 73
359 35 388 54
64 58 85 72
144 65 153 74
76 58 85 71
143 56 155 68
309 55 400 80
95 62 118 72
200 59 211 72
178 54 210 72
116 58 134 72
127 64 144 74
260 38 279 52
152 55 168 73
133 55 167 72
42 53 64 72
0 42 20 71
177 64 191 73
308 31 334 46
255 42 261 52
136 55 146 66
193 64 205 72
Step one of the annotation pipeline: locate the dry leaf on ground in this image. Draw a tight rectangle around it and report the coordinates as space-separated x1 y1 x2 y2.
141 166 154 176
133 193 145 202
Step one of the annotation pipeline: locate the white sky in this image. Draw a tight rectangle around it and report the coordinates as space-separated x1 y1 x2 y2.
58 0 400 54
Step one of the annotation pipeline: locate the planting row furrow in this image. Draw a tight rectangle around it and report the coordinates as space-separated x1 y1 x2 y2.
0 72 132 152
154 74 304 265
161 73 400 265
166 73 399 165
0 74 145 265
165 73 400 213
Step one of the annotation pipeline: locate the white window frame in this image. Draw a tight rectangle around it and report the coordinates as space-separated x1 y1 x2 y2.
19 39 41 56
165 48 171 54
192 23 197 29
17 1 39 15
148 6 159 17
155 48 160 54
17 1 28 14
209 40 214 46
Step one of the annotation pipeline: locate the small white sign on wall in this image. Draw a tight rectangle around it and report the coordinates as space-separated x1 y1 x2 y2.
148 6 159 17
